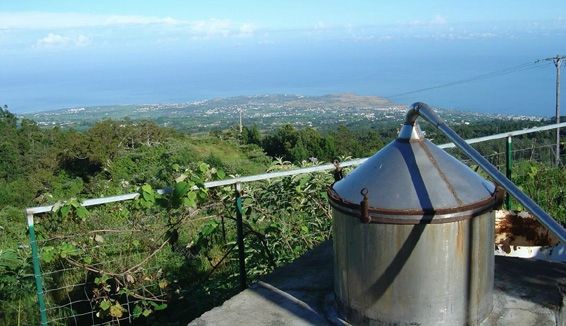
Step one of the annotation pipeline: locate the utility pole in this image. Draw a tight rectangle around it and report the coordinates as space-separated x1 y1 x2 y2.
239 109 243 134
538 55 565 166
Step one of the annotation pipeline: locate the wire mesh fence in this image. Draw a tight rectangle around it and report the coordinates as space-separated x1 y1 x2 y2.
448 140 566 171
31 203 175 325
457 143 561 170
23 163 335 325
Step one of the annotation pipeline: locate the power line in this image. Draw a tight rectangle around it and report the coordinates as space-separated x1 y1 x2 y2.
535 55 566 65
537 55 566 166
386 61 545 99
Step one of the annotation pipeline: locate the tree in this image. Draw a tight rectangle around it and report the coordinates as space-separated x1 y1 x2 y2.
262 124 299 160
0 107 20 180
0 105 16 127
330 125 360 157
242 125 261 146
356 129 383 157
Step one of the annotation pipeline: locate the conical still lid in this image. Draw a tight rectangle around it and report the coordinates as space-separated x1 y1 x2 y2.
329 123 503 224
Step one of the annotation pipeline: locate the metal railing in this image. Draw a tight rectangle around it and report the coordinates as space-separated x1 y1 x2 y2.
408 102 566 243
24 118 566 325
24 121 566 216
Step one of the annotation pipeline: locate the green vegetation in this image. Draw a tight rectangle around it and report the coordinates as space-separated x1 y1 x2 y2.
1 104 564 325
2 107 344 325
0 108 274 325
260 124 384 162
511 161 566 219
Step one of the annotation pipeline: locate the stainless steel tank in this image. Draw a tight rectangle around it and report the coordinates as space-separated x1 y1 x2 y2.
329 121 504 325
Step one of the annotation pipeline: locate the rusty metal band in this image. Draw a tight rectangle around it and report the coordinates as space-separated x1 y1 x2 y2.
327 185 504 225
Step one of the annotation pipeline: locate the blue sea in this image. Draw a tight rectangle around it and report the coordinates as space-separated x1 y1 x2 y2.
1 37 564 117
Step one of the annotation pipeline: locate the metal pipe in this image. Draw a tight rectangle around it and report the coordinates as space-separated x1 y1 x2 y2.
27 214 48 325
438 121 566 149
234 183 247 290
505 136 512 210
554 57 561 166
406 102 566 243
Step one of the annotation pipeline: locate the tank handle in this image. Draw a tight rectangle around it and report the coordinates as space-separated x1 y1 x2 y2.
359 188 370 223
493 185 505 209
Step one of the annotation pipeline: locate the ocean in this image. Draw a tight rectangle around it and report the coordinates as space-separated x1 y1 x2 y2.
1 37 564 117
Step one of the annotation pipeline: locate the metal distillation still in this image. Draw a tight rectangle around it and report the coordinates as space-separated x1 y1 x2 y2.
329 102 566 325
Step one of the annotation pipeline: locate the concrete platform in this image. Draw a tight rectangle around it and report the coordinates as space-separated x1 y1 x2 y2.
190 241 566 325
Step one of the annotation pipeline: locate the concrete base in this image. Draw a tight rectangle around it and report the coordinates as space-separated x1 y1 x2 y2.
190 241 566 326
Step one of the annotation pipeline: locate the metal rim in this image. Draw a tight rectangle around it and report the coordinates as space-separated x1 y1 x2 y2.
328 185 504 224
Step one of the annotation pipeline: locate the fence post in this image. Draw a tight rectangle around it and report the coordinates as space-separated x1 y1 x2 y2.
505 136 512 210
26 213 48 325
234 183 247 290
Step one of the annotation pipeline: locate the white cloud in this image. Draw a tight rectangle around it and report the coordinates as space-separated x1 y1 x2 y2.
190 19 232 38
103 15 180 26
36 33 90 48
405 15 448 27
0 12 182 30
75 35 90 46
36 33 68 47
0 12 256 42
432 15 447 25
239 23 256 37
313 21 327 30
188 19 256 39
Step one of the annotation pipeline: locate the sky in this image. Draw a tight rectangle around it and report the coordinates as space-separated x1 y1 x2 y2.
1 1 566 114
2 0 565 50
